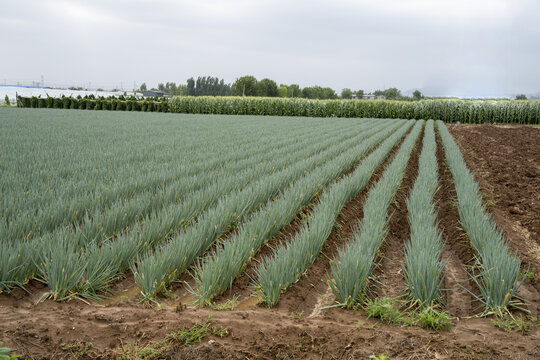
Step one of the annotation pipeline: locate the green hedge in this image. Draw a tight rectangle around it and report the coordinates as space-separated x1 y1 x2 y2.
17 95 169 113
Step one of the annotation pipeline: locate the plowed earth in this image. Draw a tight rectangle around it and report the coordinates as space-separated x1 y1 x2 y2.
1 124 539 359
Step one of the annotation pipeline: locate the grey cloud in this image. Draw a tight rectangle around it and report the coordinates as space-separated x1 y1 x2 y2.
1 0 538 97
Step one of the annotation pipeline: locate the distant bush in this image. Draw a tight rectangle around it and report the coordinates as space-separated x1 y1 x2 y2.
12 94 146 115
54 98 63 108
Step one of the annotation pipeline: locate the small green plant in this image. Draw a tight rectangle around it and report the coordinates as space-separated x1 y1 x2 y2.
365 298 404 325
492 314 536 334
292 310 304 320
0 341 19 360
364 298 450 331
492 317 514 332
167 322 212 346
355 319 376 330
113 317 228 359
208 295 238 311
520 268 535 282
415 308 451 331
485 199 496 207
166 316 227 345
211 325 229 338
117 342 165 360
60 342 93 358
369 354 388 360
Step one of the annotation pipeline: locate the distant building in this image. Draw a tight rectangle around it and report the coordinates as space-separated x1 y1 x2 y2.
142 90 164 97
352 94 386 100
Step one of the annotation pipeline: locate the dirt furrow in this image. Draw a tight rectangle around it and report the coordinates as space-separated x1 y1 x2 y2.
372 127 422 301
212 126 413 311
435 128 477 317
275 127 412 316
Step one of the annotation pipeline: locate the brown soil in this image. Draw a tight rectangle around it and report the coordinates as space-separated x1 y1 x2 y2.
450 124 540 315
371 127 422 301
211 204 314 307
275 126 400 316
1 124 539 359
434 133 478 317
213 124 409 311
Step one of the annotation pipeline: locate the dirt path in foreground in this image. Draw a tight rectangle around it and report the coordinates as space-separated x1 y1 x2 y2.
1 298 538 359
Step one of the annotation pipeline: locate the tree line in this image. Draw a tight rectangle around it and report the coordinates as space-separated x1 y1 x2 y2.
138 76 427 100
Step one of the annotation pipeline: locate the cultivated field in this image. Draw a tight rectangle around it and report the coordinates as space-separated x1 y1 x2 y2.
0 108 538 359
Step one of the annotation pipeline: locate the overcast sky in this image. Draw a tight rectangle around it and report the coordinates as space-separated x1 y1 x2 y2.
1 0 539 97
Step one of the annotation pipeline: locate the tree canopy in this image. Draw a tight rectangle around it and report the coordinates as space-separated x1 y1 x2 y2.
157 82 187 96
257 78 279 97
232 76 258 96
341 88 353 99
186 76 232 96
374 87 401 99
148 75 421 101
302 86 337 100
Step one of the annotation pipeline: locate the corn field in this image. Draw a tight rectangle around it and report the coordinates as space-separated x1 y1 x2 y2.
168 97 540 124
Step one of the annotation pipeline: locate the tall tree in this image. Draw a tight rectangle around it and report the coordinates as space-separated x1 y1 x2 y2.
176 84 187 96
301 86 319 99
413 90 423 100
139 83 147 92
321 87 338 99
374 87 401 99
278 85 288 98
185 76 232 96
302 86 337 100
341 88 353 99
186 78 195 96
232 76 258 96
257 78 279 97
287 84 301 98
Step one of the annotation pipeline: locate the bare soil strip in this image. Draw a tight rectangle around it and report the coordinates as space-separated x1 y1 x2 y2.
1 301 538 359
435 129 478 317
212 203 316 306
371 126 422 302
